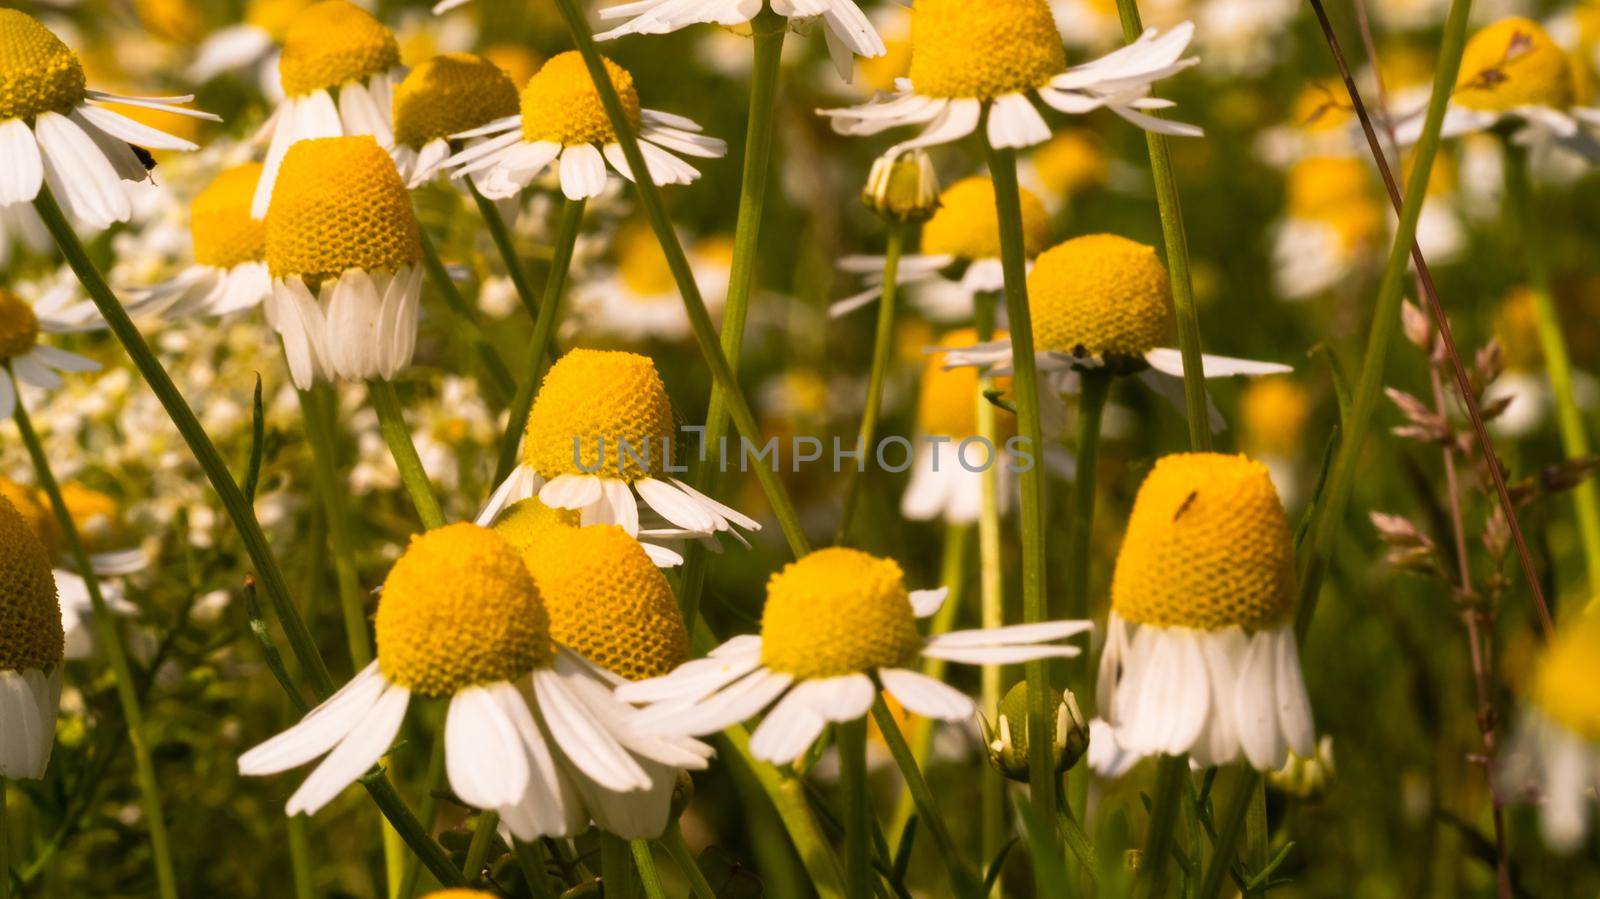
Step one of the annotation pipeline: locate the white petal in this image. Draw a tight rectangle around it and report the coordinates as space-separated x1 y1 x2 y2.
0 119 43 204
238 662 385 775
540 473 605 510
909 588 948 619
1144 347 1293 378
34 111 129 228
0 670 46 778
986 93 1052 149
633 669 794 736
879 669 973 721
74 104 197 151
559 144 608 200
747 689 829 764
1272 628 1314 758
635 478 718 533
1233 630 1286 770
285 682 410 815
446 686 531 810
1121 628 1208 756
530 668 651 792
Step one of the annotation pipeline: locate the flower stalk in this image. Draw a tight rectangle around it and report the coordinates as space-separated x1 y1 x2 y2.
871 697 980 896
836 224 906 543
837 716 873 899
974 291 1008 877
298 386 371 667
418 229 516 403
368 379 447 530
661 821 718 899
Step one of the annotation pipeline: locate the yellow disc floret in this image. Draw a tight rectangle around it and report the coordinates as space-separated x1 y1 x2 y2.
917 329 1013 440
0 10 84 123
1240 377 1312 458
1530 614 1600 741
1111 453 1295 632
1286 157 1372 220
761 548 922 680
493 498 581 554
191 163 267 270
375 523 551 697
393 53 520 149
521 525 689 682
265 136 421 282
0 495 63 673
0 477 60 559
1454 17 1576 112
909 0 1066 99
523 349 677 481
278 0 399 98
921 176 1052 261
520 51 640 146
1028 234 1173 360
0 290 40 362
247 0 315 40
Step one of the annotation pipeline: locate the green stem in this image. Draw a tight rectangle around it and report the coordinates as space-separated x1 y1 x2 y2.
674 7 788 628
32 186 334 696
418 229 516 403
1111 0 1211 450
359 770 470 888
551 0 810 561
298 387 371 667
837 225 906 543
368 379 447 530
495 197 586 484
838 718 874 899
399 731 448 899
287 815 315 899
514 839 560 899
602 833 638 899
1503 138 1600 597
10 390 179 899
462 811 499 880
982 136 1060 852
467 180 543 325
661 822 719 899
632 840 669 899
1196 770 1257 899
974 291 1007 888
870 698 979 896
1055 791 1099 886
1066 372 1110 635
1135 755 1190 898
1294 0 1471 638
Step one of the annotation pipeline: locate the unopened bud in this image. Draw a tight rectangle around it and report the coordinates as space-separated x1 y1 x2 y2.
1401 300 1433 351
863 150 940 223
980 681 1089 783
1266 735 1335 800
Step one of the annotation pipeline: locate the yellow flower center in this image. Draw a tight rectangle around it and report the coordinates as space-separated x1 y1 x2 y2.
393 53 520 149
615 224 677 298
0 477 59 559
493 497 581 554
1111 453 1296 632
1285 156 1371 220
374 523 552 697
136 0 202 44
1454 17 1575 112
264 136 421 282
482 43 541 89
1494 286 1542 371
922 176 1052 261
520 51 640 147
0 495 63 673
0 10 86 123
909 0 1066 99
520 525 689 682
59 483 124 555
523 349 677 482
1531 614 1600 741
760 548 923 680
1029 234 1173 360
246 0 314 40
191 163 267 270
1240 377 1311 458
277 0 399 98
1030 131 1107 200
1291 82 1352 134
0 290 40 362
917 328 1014 439
860 32 912 95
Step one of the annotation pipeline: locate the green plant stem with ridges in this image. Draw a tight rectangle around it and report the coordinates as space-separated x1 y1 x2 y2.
974 291 1007 891
602 833 637 899
11 394 178 899
871 698 979 896
1197 770 1257 899
398 732 448 899
368 379 447 530
298 387 371 667
467 180 543 325
632 840 668 899
551 0 810 563
1065 371 1109 828
515 839 559 899
287 816 314 899
359 770 470 888
418 229 516 403
674 8 787 629
462 812 499 880
837 224 906 543
983 137 1061 858
495 197 586 484
661 822 719 899
838 717 873 899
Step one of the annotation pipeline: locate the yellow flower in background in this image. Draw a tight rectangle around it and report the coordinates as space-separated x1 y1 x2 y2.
390 52 520 186
0 493 63 780
902 329 1016 525
126 163 273 320
1502 613 1600 852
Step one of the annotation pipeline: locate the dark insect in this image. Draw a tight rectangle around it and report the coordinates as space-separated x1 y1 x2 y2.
130 144 157 171
1172 490 1199 522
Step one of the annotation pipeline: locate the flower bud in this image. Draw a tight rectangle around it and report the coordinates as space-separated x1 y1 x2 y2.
980 680 1088 782
1266 734 1335 800
862 150 940 223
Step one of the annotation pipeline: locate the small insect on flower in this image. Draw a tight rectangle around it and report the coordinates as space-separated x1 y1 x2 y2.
478 348 759 565
262 136 424 390
819 0 1200 153
124 163 271 320
390 52 520 187
0 287 101 421
0 9 217 229
615 547 1091 765
901 329 1016 526
444 51 726 202
0 493 65 780
1098 453 1314 771
237 523 710 840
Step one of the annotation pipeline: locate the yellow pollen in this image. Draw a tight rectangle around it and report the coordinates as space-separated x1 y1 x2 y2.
246 0 315 40
1530 613 1600 741
917 329 1014 440
264 136 421 282
1028 234 1173 359
0 477 60 559
1030 130 1107 199
1286 157 1372 221
492 497 581 554
277 0 399 98
524 349 677 482
0 495 63 673
0 10 86 123
521 525 689 682
482 44 542 89
1111 453 1295 632
760 548 923 680
0 290 40 361
520 51 640 147
191 164 267 270
375 523 551 697
909 0 1066 99
1454 17 1575 112
615 223 677 298
922 176 1052 261
1240 377 1312 458
1494 286 1543 371
393 53 519 149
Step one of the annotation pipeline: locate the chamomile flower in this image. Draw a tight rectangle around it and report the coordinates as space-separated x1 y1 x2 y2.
251 0 406 218
188 0 313 89
237 523 710 839
444 52 726 202
819 0 1200 154
568 223 732 342
0 9 216 229
124 163 271 319
1501 613 1600 852
595 0 885 82
0 287 100 421
1485 286 1553 438
0 493 64 780
902 329 1015 525
0 477 145 583
390 53 519 187
833 175 1053 321
478 349 758 556
1238 376 1313 506
1271 157 1383 300
1098 453 1315 770
1018 129 1109 213
617 547 1092 764
943 234 1291 434
261 136 423 390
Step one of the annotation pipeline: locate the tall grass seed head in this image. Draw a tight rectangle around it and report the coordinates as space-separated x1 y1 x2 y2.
909 0 1067 99
192 163 267 270
921 176 1051 261
0 494 63 673
264 136 421 283
392 53 519 150
520 51 640 146
522 349 677 482
0 10 86 123
1454 17 1576 112
1028 234 1173 361
277 0 399 98
0 290 41 362
760 548 923 680
982 680 1088 782
1531 613 1600 741
863 150 941 223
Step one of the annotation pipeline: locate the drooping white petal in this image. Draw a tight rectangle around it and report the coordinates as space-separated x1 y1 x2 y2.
34 111 130 228
1272 627 1314 758
559 144 608 200
446 685 532 810
633 668 794 737
541 473 606 510
747 687 830 764
0 119 43 204
880 669 973 721
1120 627 1209 757
238 662 386 775
285 682 410 815
530 668 651 792
987 93 1052 149
1232 629 1286 770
